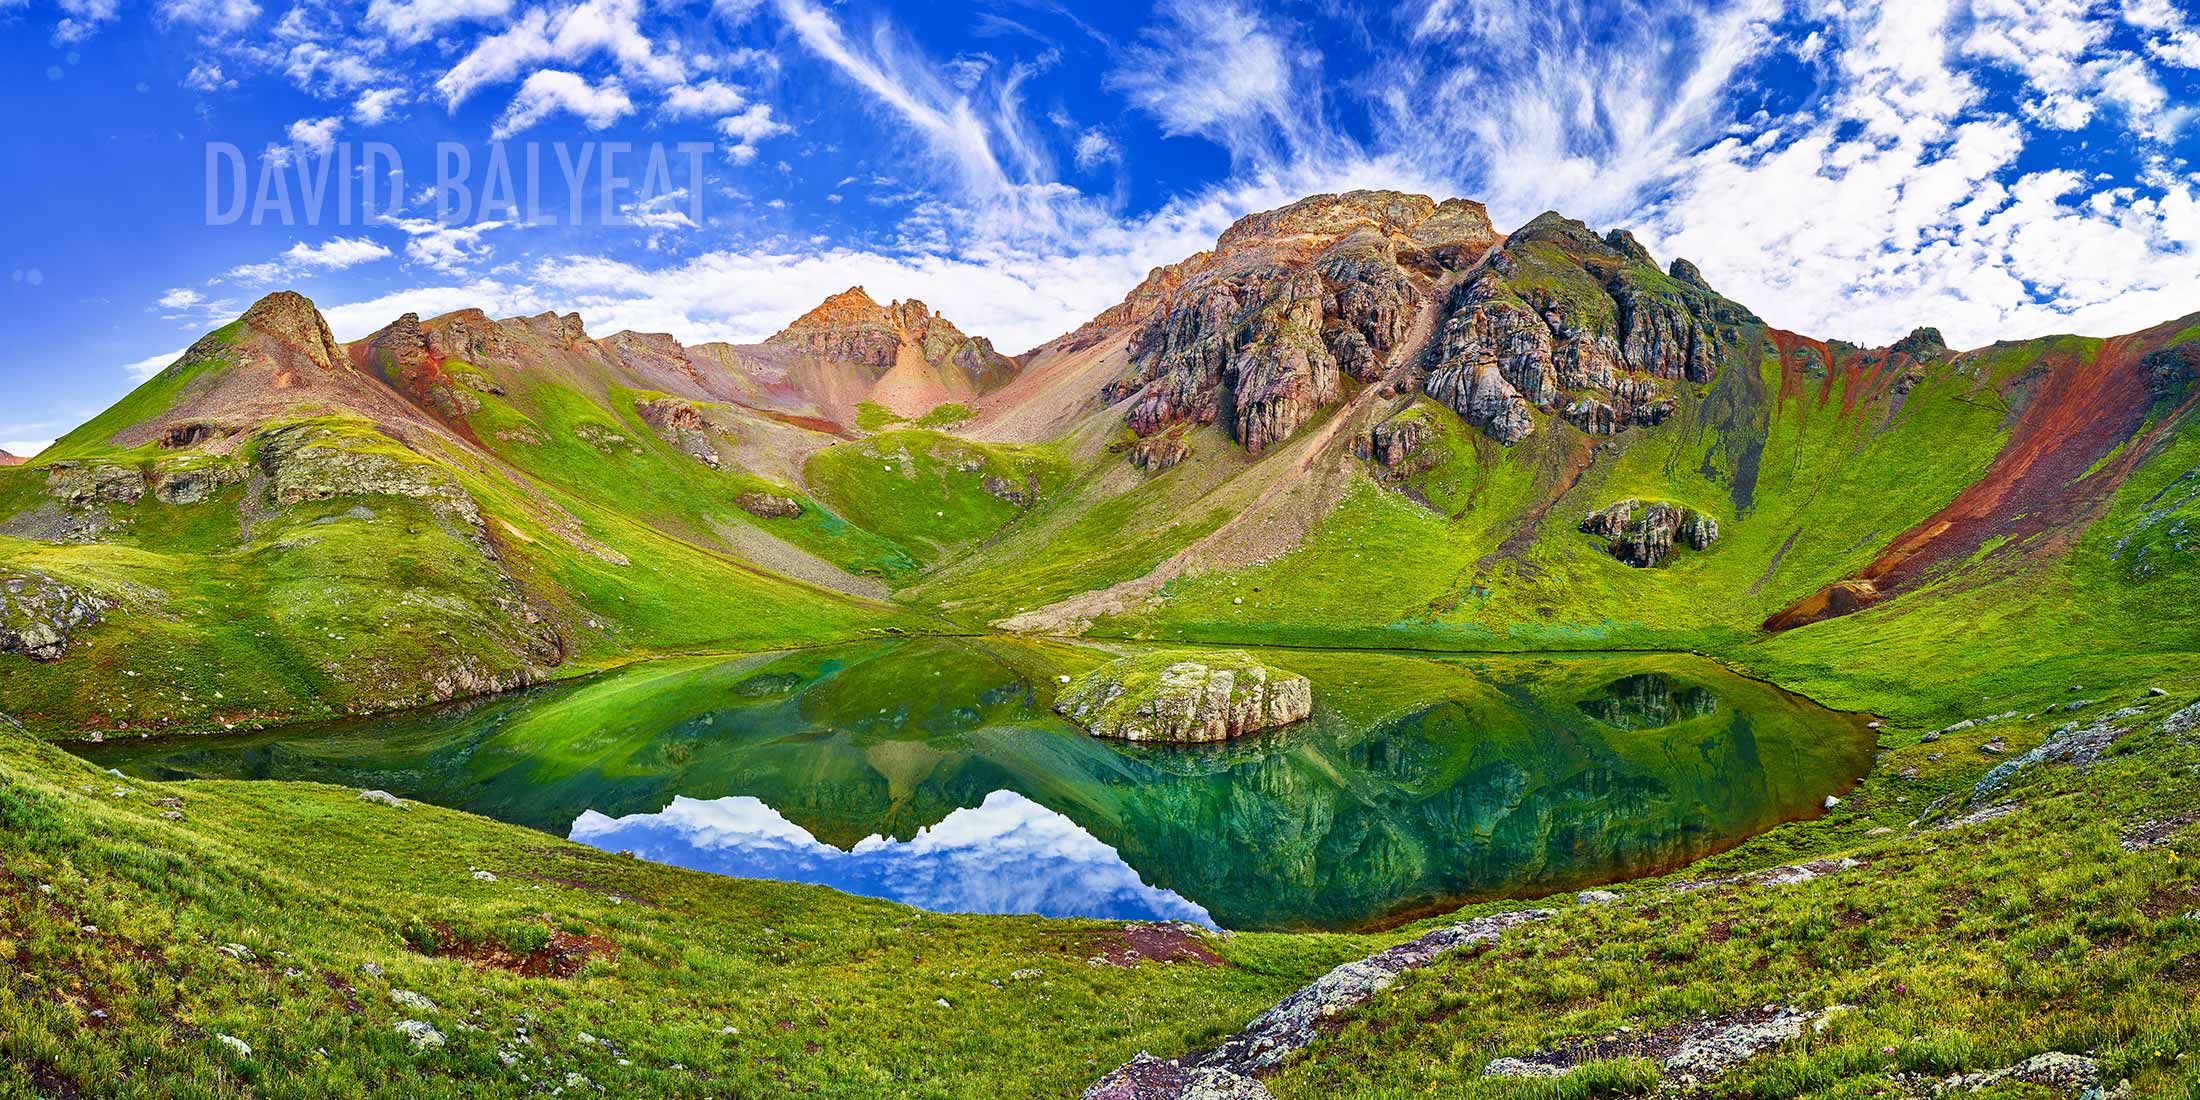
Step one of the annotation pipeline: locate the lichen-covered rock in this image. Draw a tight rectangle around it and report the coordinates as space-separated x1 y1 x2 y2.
256 424 484 534
981 474 1036 507
1082 1055 1272 1100
1365 412 1431 468
45 463 145 507
1580 499 1718 567
1053 651 1313 743
736 492 803 519
635 398 732 468
0 570 109 661
152 461 249 505
1129 434 1191 473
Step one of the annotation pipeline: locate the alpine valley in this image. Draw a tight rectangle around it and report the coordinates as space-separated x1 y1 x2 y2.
4 191 2200 1099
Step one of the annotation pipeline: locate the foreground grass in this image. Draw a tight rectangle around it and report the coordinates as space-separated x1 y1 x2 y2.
0 729 1371 1100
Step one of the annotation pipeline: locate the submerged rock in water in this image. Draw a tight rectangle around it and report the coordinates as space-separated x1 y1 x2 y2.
1054 651 1313 743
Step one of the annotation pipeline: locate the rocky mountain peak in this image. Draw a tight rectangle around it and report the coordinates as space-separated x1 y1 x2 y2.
239 291 346 374
1890 327 1949 360
0 450 24 467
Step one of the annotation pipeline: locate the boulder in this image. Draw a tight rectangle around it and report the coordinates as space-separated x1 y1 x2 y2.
635 398 731 468
736 492 803 519
1053 651 1312 743
1129 434 1191 473
1579 499 1719 567
0 570 109 661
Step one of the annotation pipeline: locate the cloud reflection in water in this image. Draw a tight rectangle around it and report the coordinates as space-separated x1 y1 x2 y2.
570 789 1214 926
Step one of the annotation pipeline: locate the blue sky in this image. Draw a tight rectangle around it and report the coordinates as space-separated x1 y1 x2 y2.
3 0 2198 455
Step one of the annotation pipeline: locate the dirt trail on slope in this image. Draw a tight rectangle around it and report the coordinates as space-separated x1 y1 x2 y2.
995 261 1479 635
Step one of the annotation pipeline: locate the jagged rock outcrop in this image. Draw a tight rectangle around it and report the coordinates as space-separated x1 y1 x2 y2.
0 570 109 661
152 460 249 505
634 398 732 468
1889 326 1948 362
256 423 484 536
981 474 1036 507
1580 500 1719 567
1128 434 1191 473
736 492 802 519
1053 651 1313 743
1364 412 1431 468
1105 191 1498 457
44 463 144 507
1425 212 1755 444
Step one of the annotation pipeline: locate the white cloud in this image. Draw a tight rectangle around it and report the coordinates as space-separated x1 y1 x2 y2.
157 0 260 33
378 216 507 272
491 69 634 139
183 61 236 93
437 0 686 108
715 103 789 162
352 86 406 125
285 41 376 92
659 78 748 118
158 287 205 310
1073 129 1119 171
364 0 511 45
315 279 546 339
622 188 697 230
123 349 189 381
0 441 53 458
54 0 119 42
1110 0 1330 167
1636 0 2200 347
286 115 342 155
282 237 394 269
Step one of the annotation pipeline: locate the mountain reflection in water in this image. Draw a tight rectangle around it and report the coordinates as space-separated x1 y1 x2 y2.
572 790 1212 925
82 639 1873 931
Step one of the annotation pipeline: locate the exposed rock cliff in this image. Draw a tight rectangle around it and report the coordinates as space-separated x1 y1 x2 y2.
1103 191 1498 457
1424 213 1756 444
1581 500 1720 567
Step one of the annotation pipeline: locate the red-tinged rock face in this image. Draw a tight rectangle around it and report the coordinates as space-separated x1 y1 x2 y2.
0 450 25 467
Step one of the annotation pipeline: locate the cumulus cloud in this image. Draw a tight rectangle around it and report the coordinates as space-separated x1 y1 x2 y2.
491 69 634 139
286 115 342 154
364 0 511 45
352 86 406 124
54 0 120 42
284 237 395 269
183 61 236 92
157 288 205 310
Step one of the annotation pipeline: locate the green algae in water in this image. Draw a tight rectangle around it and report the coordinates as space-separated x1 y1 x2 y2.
83 639 1874 931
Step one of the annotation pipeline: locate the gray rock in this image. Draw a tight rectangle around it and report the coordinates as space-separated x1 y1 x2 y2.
1575 889 1622 906
390 989 438 1012
0 570 110 661
1082 1054 1272 1100
395 1019 445 1050
1935 1051 2099 1094
216 1034 251 1058
357 789 407 809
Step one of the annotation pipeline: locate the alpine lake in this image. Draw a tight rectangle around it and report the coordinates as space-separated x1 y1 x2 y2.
80 638 1875 932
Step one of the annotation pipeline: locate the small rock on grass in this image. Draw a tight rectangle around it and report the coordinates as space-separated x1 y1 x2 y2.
395 1020 445 1050
217 1034 251 1058
1575 890 1621 906
357 789 406 809
391 990 438 1012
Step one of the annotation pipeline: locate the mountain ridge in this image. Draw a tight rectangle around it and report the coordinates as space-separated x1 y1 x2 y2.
2 188 2196 738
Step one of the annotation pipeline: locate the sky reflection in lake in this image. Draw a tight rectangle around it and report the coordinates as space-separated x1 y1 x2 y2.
570 789 1214 926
